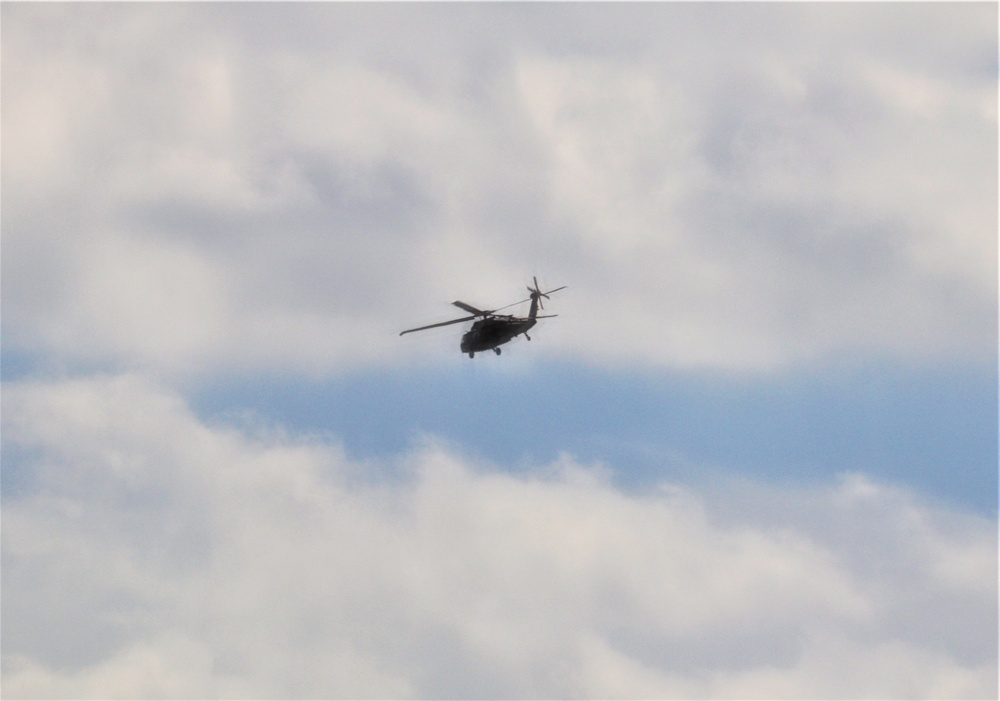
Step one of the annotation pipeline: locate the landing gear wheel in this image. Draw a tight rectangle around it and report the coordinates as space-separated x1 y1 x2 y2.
494 348 502 356
469 352 475 358
526 334 531 341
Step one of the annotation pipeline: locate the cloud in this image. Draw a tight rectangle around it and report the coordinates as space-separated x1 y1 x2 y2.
3 8 993 697
2 3 996 378
3 374 996 698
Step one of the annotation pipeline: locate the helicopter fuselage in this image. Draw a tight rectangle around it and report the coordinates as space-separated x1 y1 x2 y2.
460 316 536 357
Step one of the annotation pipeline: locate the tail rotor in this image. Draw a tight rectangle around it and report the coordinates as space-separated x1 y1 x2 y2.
528 276 567 311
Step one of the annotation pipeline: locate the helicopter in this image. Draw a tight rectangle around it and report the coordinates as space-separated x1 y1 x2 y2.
400 277 566 358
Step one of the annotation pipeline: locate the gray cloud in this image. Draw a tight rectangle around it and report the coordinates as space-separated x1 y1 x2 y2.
2 374 996 698
2 2 995 376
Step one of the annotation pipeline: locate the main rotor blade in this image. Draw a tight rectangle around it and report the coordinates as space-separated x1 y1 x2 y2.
400 315 477 336
498 287 564 314
537 285 567 308
491 297 531 313
452 300 489 316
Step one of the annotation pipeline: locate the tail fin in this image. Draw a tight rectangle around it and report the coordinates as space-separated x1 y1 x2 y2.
528 290 542 320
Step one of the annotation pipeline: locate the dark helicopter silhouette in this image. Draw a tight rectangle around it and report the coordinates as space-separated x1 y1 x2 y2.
400 277 566 358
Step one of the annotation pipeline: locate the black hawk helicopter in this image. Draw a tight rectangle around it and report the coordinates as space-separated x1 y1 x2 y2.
400 277 566 357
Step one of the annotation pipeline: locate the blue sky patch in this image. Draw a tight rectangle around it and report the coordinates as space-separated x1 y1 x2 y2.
192 360 998 514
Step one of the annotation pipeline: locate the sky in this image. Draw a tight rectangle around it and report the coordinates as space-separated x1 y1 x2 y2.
1 3 997 699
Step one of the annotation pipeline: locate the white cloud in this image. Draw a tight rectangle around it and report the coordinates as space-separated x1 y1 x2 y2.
3 8 992 696
2 3 995 378
3 374 995 699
